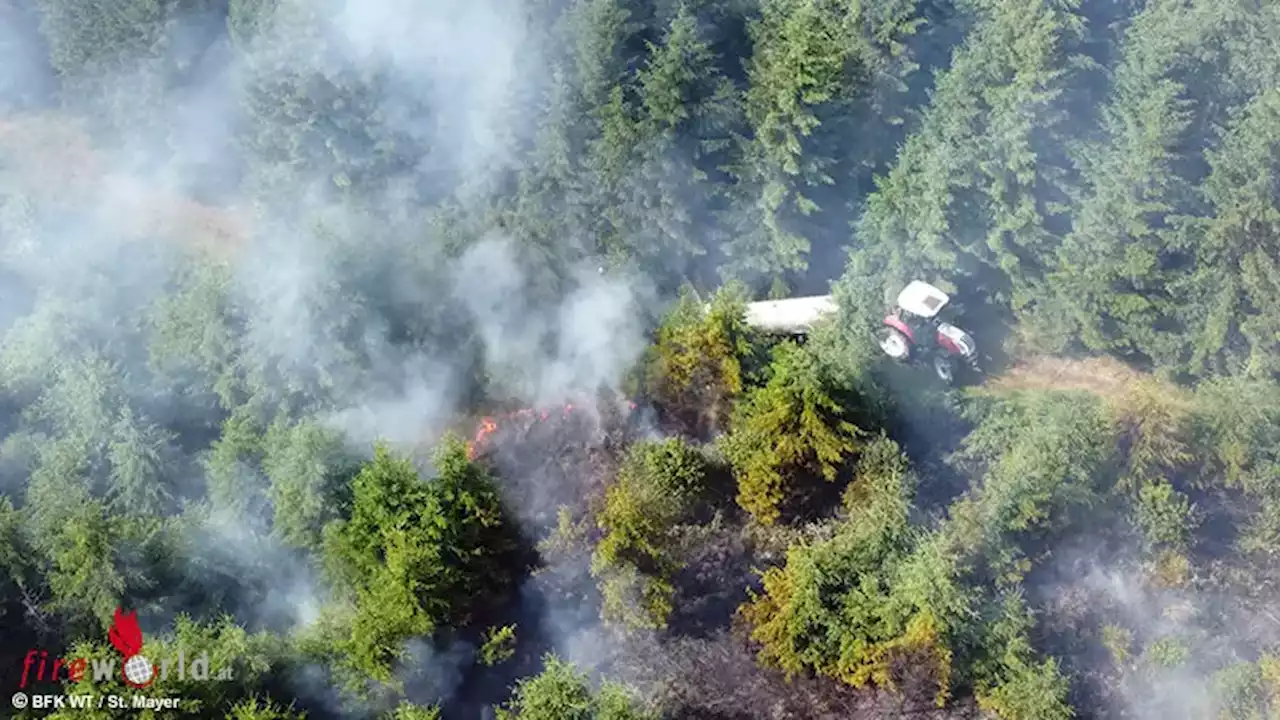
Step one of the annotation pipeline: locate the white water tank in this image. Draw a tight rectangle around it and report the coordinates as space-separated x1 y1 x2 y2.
740 295 838 335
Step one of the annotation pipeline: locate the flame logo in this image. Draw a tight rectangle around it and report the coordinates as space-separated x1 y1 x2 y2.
108 608 144 657
109 607 157 688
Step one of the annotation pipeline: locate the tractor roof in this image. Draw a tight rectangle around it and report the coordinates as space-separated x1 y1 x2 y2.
897 280 949 318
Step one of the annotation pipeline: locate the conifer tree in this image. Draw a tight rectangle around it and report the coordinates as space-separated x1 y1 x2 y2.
723 341 861 525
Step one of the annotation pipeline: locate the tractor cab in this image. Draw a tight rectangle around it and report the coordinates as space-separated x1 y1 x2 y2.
893 280 949 335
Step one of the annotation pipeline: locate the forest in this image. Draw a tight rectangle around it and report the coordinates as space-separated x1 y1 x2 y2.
2 0 1280 718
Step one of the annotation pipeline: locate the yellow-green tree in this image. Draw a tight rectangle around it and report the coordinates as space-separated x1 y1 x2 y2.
722 341 861 524
740 437 957 705
591 438 707 629
642 283 761 435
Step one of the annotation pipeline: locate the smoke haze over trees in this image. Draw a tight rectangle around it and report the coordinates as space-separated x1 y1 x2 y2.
5 0 1280 718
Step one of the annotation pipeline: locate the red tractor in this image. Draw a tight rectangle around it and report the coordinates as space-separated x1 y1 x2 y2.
877 280 980 384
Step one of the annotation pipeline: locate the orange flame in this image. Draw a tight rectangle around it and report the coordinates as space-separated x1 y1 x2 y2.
464 400 639 459
108 608 144 657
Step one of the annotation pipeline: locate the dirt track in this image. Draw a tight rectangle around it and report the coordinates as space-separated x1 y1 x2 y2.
982 355 1147 400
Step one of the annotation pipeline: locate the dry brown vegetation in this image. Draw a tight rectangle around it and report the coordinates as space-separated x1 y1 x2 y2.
0 112 250 257
981 354 1197 435
0 113 101 192
982 355 1147 400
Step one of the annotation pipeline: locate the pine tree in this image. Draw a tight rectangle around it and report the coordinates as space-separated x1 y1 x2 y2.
1174 89 1280 378
320 439 518 684
592 438 706 628
262 418 357 551
848 0 1092 334
1038 0 1272 368
585 5 742 288
724 0 922 290
495 655 656 720
231 0 423 202
722 341 862 525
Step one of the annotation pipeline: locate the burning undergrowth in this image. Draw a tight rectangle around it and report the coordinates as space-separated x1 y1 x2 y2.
466 400 638 460
456 395 941 720
466 396 643 540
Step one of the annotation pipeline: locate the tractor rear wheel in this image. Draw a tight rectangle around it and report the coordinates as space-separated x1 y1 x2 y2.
878 327 911 361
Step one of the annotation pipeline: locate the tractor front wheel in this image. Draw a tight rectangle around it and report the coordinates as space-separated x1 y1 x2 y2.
878 327 911 361
933 355 956 384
